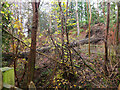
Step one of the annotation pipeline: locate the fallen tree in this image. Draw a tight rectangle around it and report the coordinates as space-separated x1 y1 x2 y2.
69 37 104 47
2 37 104 59
2 29 100 74
2 22 105 59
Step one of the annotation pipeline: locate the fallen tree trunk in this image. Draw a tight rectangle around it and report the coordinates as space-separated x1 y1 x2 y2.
69 37 104 47
2 46 51 59
2 38 104 59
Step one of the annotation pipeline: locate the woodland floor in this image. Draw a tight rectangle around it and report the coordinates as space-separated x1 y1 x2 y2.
2 23 119 88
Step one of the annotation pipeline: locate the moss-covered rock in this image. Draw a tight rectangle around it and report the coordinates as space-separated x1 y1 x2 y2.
0 69 3 90
1 67 14 85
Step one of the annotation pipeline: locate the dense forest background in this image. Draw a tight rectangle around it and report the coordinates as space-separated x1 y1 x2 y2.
1 0 120 89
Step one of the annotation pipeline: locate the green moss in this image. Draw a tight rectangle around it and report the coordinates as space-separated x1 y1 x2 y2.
1 67 14 85
0 70 2 89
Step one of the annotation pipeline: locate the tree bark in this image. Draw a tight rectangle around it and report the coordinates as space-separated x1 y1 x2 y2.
76 0 80 36
58 1 65 62
97 0 99 22
104 1 110 76
27 1 40 84
116 2 120 80
65 0 74 73
84 2 88 25
116 2 120 47
102 0 106 24
87 1 91 56
80 2 83 26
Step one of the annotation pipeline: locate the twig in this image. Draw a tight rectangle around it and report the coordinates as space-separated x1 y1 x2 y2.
72 47 96 73
47 28 61 57
58 1 65 62
3 29 29 47
64 0 74 73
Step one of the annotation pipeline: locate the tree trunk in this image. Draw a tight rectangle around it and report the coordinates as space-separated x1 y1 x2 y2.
97 0 99 22
80 2 83 26
116 2 120 79
27 4 31 38
27 1 40 84
54 10 58 32
65 0 74 73
84 2 88 25
87 1 91 56
116 2 120 48
104 1 110 76
76 0 80 36
102 0 106 24
58 1 65 62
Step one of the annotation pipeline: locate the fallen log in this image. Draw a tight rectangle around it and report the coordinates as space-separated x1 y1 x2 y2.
69 37 104 47
2 46 51 59
2 29 103 75
2 38 104 59
2 38 102 75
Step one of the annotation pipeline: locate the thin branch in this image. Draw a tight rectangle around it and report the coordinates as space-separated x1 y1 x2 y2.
72 47 96 73
58 1 65 62
64 0 74 73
